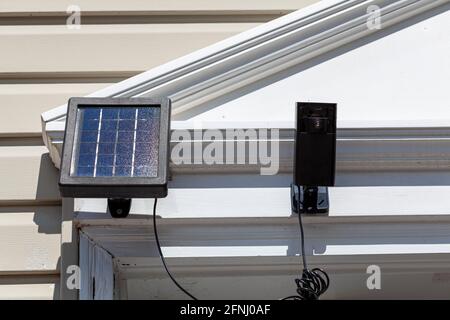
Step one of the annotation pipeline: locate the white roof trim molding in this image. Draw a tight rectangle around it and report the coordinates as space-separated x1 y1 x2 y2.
41 0 448 167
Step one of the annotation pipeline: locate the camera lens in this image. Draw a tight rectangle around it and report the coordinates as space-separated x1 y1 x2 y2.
108 198 131 218
306 117 327 133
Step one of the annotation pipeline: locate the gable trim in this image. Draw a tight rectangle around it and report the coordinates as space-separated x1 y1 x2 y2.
41 0 448 167
41 0 444 121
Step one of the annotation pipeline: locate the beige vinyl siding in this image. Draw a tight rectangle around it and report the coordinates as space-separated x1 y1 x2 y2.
0 23 259 137
0 208 61 271
0 145 61 300
0 146 59 202
0 83 112 136
0 274 59 300
0 0 317 299
0 0 311 15
0 24 259 75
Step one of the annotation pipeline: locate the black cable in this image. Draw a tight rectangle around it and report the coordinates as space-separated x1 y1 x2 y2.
298 207 308 270
282 192 330 300
152 198 198 300
153 192 327 300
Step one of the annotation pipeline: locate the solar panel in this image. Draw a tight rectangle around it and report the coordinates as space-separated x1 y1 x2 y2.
59 97 170 199
73 106 161 178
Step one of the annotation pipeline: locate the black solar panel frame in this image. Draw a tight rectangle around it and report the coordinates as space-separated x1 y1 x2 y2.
59 97 170 198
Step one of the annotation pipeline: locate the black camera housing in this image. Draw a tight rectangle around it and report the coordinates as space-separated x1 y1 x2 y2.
294 102 336 187
107 198 132 218
292 102 337 214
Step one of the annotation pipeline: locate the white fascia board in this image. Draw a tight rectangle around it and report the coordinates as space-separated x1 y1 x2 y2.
46 119 450 132
46 120 450 171
40 0 448 154
74 185 450 223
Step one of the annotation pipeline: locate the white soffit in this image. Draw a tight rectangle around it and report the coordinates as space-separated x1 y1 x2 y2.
41 0 449 167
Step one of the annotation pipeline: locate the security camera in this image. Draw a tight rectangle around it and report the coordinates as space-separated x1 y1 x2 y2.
292 102 337 214
107 198 132 218
286 102 335 301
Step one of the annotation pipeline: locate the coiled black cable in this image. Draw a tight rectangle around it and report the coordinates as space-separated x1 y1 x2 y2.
152 198 198 300
282 195 330 300
153 194 328 300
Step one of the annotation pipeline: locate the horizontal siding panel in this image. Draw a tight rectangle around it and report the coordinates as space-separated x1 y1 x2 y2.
0 24 258 74
0 283 57 299
0 207 61 272
0 274 59 299
0 83 112 136
0 1 314 15
0 146 60 202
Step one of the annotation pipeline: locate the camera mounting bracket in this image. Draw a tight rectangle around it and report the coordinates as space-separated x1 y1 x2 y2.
291 184 329 214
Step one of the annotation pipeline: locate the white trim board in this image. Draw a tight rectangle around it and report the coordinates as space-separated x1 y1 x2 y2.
81 221 450 260
40 0 449 166
45 123 450 172
73 185 450 223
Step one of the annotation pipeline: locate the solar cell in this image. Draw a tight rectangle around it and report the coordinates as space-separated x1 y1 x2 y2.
73 106 160 178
